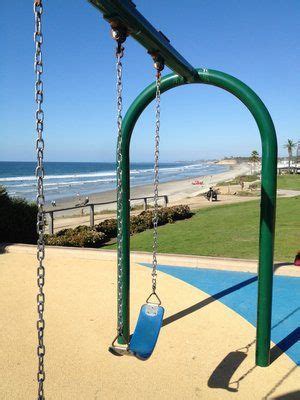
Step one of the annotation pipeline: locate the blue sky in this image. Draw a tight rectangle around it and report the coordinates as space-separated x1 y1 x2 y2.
0 0 299 162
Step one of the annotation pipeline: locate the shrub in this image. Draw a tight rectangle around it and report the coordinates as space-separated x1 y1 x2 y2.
73 225 91 233
47 205 193 248
218 174 260 186
0 186 37 244
45 229 106 248
55 228 73 236
95 218 117 238
130 205 193 234
237 174 260 183
249 182 260 190
235 190 259 197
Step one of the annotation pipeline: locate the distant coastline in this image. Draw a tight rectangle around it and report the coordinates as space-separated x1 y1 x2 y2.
0 160 229 202
43 161 251 232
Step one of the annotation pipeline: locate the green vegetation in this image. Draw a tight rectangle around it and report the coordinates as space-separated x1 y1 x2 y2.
249 150 260 164
223 156 253 163
106 197 300 262
218 174 259 186
234 190 259 197
283 139 297 172
249 150 260 174
219 174 299 192
249 182 260 190
46 225 107 247
0 186 37 244
46 205 193 247
277 175 300 191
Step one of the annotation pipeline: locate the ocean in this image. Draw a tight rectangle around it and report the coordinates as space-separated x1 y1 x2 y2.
0 161 229 202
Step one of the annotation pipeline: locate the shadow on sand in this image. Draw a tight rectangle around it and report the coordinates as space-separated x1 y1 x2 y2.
162 276 257 327
207 309 299 394
161 266 298 395
0 243 10 254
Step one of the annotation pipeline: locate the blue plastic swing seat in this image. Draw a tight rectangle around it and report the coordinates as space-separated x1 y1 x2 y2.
129 303 164 360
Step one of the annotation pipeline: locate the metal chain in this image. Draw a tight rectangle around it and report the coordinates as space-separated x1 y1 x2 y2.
34 1 46 398
151 65 164 295
114 33 126 339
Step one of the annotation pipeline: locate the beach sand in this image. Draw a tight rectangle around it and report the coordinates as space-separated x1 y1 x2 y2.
47 162 253 232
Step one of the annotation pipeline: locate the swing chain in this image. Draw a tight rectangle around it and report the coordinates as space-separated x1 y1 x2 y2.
34 0 46 399
150 55 164 298
113 27 127 340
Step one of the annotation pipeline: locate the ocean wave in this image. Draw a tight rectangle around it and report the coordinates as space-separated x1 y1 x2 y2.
8 177 119 188
0 171 116 182
0 170 147 182
182 163 204 169
2 162 228 202
0 162 206 183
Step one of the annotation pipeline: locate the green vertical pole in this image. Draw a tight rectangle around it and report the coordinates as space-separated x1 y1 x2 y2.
119 69 277 365
118 149 130 344
256 133 277 366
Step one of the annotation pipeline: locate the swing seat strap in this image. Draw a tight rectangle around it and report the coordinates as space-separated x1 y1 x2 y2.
129 303 164 360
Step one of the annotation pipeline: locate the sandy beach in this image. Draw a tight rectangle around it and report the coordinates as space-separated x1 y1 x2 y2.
46 162 253 232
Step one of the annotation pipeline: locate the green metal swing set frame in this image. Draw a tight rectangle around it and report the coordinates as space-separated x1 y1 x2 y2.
89 0 278 367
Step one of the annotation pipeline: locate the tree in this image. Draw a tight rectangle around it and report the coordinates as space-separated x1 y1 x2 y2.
249 150 260 174
284 139 296 173
0 186 37 244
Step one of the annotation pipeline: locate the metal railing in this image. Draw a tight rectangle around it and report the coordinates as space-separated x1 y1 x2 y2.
45 195 168 235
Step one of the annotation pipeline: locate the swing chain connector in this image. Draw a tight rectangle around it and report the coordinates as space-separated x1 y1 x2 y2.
149 52 165 75
111 22 128 58
109 327 130 357
146 291 162 306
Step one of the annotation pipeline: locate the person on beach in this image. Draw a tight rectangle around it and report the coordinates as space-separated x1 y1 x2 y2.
206 187 217 201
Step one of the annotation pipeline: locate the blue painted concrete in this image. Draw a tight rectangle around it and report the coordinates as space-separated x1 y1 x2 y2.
141 264 300 365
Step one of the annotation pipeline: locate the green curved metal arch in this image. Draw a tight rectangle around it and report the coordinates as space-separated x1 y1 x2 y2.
119 68 277 367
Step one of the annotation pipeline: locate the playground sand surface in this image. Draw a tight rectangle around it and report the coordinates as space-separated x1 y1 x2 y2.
0 248 299 400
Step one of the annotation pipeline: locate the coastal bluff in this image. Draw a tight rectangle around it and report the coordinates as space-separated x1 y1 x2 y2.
216 159 238 165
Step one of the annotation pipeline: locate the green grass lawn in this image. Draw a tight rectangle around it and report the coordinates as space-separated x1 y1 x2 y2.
277 175 300 190
106 196 300 262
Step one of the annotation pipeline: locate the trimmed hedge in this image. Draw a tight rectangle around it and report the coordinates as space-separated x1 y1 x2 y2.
45 226 107 247
46 205 193 248
0 186 38 244
95 219 117 238
129 205 193 234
